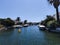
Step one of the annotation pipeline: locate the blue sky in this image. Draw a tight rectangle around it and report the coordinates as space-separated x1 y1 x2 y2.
0 0 60 22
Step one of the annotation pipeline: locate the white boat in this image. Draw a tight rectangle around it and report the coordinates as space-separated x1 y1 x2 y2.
38 25 46 30
23 24 29 27
56 28 60 31
13 25 23 28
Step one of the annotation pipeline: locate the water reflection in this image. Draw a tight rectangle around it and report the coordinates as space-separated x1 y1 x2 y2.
0 29 14 36
45 32 60 45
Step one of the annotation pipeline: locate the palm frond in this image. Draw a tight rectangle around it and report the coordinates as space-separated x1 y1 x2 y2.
48 0 53 5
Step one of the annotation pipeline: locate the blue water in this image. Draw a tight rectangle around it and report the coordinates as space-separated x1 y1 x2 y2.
0 25 60 45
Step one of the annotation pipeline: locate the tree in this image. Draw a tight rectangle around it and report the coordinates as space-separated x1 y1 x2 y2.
1 18 15 27
48 0 60 22
40 15 55 26
24 20 27 24
16 17 21 22
46 15 55 21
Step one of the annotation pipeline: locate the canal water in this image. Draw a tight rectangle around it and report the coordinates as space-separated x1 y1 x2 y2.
0 25 60 45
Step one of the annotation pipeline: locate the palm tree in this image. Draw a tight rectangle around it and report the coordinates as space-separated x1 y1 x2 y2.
48 0 60 23
16 17 21 22
24 20 27 24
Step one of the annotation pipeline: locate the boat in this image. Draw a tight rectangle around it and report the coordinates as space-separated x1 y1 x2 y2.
38 25 46 31
49 27 60 33
23 24 29 27
13 25 23 28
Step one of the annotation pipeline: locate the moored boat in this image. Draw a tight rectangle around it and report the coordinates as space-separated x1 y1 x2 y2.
13 25 23 28
49 27 60 33
38 25 46 31
23 24 29 27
